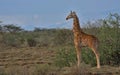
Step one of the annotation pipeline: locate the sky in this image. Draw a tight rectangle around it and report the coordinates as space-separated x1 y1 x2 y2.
0 0 120 30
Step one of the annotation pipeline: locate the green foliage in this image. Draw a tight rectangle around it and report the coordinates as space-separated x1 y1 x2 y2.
2 33 22 47
27 38 37 47
3 24 23 33
33 27 42 32
82 13 120 66
55 48 76 68
54 29 73 46
81 48 96 66
0 25 2 32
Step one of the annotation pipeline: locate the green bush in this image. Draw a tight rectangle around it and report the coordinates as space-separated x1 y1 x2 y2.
2 33 22 47
81 48 96 66
54 29 73 46
27 38 37 47
55 48 76 68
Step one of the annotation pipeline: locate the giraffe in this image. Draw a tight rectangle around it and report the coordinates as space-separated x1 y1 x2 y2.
66 11 100 68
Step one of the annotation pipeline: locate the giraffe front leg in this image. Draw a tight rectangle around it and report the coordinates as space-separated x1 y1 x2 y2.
75 45 81 67
77 50 81 67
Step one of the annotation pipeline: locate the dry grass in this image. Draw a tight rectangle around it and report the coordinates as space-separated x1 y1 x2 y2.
62 65 120 75
0 47 55 67
0 47 120 75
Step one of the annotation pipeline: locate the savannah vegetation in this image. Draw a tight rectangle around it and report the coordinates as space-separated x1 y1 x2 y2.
0 13 120 75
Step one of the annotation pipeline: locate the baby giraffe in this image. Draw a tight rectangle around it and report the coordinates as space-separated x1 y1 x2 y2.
66 11 100 68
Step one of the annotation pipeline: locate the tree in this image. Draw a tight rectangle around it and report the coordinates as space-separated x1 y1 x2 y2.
99 13 120 65
0 21 2 23
0 21 3 33
34 27 41 32
0 25 2 32
3 24 23 33
108 13 120 65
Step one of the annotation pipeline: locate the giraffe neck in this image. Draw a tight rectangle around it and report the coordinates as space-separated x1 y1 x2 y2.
73 16 82 33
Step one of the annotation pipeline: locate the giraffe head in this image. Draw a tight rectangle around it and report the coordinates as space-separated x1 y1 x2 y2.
66 11 77 20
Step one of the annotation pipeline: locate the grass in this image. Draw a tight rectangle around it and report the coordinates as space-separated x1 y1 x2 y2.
0 46 119 75
0 47 55 67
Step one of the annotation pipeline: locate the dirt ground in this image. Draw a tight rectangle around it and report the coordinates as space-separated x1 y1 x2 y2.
0 47 119 75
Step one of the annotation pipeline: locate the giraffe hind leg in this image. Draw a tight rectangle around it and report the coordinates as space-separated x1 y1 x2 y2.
91 47 100 68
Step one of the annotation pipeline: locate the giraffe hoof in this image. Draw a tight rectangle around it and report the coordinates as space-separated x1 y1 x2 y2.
97 66 100 69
